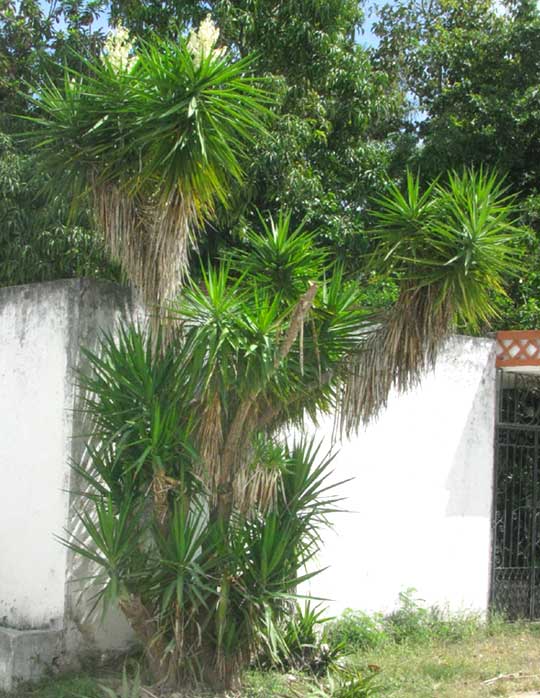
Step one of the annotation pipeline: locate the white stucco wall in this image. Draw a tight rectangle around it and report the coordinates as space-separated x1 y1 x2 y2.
304 335 497 615
0 280 136 654
0 282 73 629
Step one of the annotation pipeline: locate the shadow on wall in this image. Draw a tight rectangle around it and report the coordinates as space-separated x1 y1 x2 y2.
445 352 496 518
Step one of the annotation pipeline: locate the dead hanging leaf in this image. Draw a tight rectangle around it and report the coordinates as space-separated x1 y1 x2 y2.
92 179 200 310
197 391 224 497
233 462 281 515
338 284 453 436
152 471 183 527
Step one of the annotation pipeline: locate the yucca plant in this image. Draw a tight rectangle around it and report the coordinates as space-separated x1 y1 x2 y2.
67 213 366 691
68 188 520 691
25 19 271 308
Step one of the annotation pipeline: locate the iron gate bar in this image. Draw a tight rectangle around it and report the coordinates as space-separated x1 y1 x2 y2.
490 368 502 615
492 371 540 620
497 422 540 431
532 431 538 619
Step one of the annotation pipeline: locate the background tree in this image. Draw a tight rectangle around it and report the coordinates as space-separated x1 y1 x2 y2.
0 0 116 284
1 0 108 117
0 130 120 285
374 0 540 329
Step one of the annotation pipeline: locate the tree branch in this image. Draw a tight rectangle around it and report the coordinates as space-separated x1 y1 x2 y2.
275 282 318 366
215 282 319 521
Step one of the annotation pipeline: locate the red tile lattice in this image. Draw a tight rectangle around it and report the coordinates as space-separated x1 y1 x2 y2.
496 330 540 368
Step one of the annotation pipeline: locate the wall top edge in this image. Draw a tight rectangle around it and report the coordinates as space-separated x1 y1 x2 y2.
0 279 137 313
0 277 128 297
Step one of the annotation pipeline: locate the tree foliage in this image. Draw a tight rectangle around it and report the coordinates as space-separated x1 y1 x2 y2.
1 0 108 116
0 0 114 285
0 131 119 285
375 0 540 189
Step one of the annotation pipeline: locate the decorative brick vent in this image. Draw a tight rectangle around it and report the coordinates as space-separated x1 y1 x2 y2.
496 330 540 368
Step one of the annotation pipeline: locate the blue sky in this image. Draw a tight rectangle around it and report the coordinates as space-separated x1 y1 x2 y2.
360 4 381 47
38 0 381 48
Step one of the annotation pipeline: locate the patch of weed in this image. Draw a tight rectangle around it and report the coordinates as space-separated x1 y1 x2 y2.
323 611 388 652
245 670 306 697
420 659 471 682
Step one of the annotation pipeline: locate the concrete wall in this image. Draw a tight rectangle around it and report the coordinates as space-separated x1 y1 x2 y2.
0 280 137 689
304 335 497 615
0 281 74 631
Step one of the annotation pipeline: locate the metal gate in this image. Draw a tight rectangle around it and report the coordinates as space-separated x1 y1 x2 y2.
491 371 540 619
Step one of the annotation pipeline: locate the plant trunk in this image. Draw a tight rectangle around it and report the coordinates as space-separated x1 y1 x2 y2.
197 647 242 693
118 595 173 687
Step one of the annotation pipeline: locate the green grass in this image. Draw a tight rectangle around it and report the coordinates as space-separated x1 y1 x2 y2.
4 619 540 697
351 621 540 698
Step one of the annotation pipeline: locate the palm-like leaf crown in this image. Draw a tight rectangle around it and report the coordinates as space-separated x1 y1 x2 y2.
340 168 522 432
26 22 272 308
372 168 520 327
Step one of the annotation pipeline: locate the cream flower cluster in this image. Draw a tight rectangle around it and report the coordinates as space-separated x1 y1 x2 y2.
187 15 226 67
103 22 136 72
